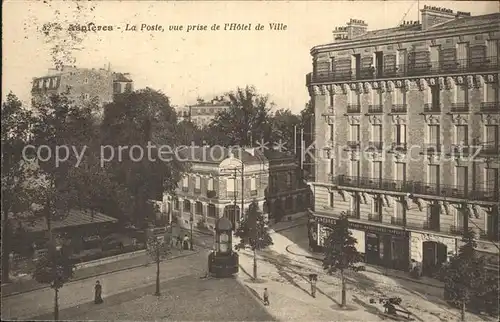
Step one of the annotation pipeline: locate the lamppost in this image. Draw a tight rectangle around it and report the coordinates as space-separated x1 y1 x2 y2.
189 213 194 250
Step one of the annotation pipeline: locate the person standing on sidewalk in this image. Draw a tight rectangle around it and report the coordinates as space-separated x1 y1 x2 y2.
309 273 317 298
94 281 103 304
263 288 270 306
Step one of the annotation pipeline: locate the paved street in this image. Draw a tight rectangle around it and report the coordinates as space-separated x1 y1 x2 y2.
236 224 496 321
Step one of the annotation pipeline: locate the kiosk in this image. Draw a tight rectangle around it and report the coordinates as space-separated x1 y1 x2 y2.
208 217 239 277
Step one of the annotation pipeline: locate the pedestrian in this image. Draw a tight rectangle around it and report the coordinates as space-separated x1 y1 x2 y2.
176 235 182 249
309 273 317 298
263 288 270 306
183 234 189 250
94 280 103 304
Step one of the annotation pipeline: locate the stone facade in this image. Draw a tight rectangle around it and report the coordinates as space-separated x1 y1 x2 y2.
176 97 230 126
307 8 499 273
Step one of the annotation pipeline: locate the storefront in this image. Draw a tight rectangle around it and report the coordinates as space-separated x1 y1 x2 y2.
410 232 457 277
308 214 409 270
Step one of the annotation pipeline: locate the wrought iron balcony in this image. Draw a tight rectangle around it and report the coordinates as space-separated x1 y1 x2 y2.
391 104 407 113
194 188 201 194
449 225 466 236
368 213 382 222
307 57 499 84
333 174 498 202
391 217 405 226
450 103 469 112
368 141 384 150
345 210 360 219
181 187 189 193
368 105 383 113
347 104 361 113
346 141 361 150
479 143 500 155
480 102 499 112
207 190 217 198
423 221 441 232
424 103 441 113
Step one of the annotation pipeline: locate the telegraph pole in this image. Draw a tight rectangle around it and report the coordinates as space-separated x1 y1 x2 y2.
241 163 244 223
294 125 297 155
233 168 238 228
300 127 304 170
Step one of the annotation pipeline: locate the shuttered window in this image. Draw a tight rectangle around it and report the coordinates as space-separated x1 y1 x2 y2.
428 165 440 185
456 125 468 145
456 166 468 188
429 125 440 145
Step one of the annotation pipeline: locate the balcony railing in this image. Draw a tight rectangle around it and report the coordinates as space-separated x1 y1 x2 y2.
368 141 384 150
307 57 499 84
368 105 383 113
391 217 405 226
250 190 258 196
346 141 361 150
449 225 465 236
423 221 440 232
368 213 382 222
480 102 499 112
332 175 498 202
181 187 189 193
194 188 201 194
391 104 407 113
450 103 469 112
207 190 216 198
345 210 360 219
424 103 441 113
347 104 361 113
479 143 500 155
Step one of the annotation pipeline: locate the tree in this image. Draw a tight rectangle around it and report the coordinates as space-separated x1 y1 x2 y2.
32 245 74 320
210 86 273 146
234 201 273 280
322 212 364 307
440 229 488 321
101 88 185 226
147 236 172 296
1 93 34 282
270 108 301 152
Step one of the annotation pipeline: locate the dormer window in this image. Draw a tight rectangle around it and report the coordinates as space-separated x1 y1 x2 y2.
84 78 89 84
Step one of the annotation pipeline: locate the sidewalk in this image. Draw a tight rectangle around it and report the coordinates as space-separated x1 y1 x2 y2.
285 243 445 290
236 248 491 322
1 250 207 321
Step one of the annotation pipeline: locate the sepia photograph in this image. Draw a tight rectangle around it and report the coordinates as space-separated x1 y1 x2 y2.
1 0 499 321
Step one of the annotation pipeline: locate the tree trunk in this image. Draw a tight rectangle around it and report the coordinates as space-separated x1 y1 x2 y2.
461 301 466 321
341 270 346 307
253 248 257 280
54 288 59 321
1 210 11 282
155 259 160 296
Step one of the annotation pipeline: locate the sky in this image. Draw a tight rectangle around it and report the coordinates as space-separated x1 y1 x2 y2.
3 1 498 113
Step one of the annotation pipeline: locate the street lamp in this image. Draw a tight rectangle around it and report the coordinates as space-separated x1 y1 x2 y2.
189 213 194 250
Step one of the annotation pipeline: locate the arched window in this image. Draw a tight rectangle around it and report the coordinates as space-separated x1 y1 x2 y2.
183 199 191 212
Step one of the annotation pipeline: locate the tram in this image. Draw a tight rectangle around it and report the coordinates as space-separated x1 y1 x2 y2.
208 217 239 277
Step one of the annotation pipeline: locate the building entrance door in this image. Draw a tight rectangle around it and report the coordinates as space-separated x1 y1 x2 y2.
422 241 447 276
365 233 380 265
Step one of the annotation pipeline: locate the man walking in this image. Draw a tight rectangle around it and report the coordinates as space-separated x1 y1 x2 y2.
263 288 270 306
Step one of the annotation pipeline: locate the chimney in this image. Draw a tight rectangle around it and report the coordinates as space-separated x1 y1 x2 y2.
421 5 455 30
456 11 471 19
346 19 368 39
332 26 348 42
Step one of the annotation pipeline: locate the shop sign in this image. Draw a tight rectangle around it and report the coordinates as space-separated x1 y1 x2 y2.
314 215 408 237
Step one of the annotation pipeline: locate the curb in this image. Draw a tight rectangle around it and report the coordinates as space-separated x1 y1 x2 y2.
284 245 443 290
2 249 201 298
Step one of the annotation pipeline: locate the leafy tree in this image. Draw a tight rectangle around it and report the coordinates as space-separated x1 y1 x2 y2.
298 100 314 179
210 86 273 146
101 88 185 226
322 212 365 307
147 236 172 296
1 93 34 281
440 229 488 321
32 245 74 320
270 108 301 152
234 201 273 280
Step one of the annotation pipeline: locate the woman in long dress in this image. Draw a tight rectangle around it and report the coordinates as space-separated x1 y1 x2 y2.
94 280 103 304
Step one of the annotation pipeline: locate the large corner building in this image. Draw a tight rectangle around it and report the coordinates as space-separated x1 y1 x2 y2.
306 6 499 274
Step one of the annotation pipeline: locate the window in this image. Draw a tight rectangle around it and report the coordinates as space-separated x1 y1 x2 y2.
373 195 382 215
430 84 440 108
195 176 201 190
456 125 468 145
227 177 235 192
372 161 382 180
456 43 469 68
427 165 440 191
250 177 256 191
456 85 468 105
427 202 441 231
485 168 498 192
350 160 360 178
484 83 499 103
329 192 334 208
485 125 499 146
183 199 191 212
372 125 382 142
456 208 467 230
428 125 440 145
84 78 89 84
350 124 360 141
456 166 468 191
394 124 406 144
182 176 189 188
207 177 214 191
395 162 406 181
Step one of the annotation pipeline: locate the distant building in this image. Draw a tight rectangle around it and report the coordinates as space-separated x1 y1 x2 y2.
31 65 133 109
306 7 499 273
176 96 230 127
162 146 311 231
